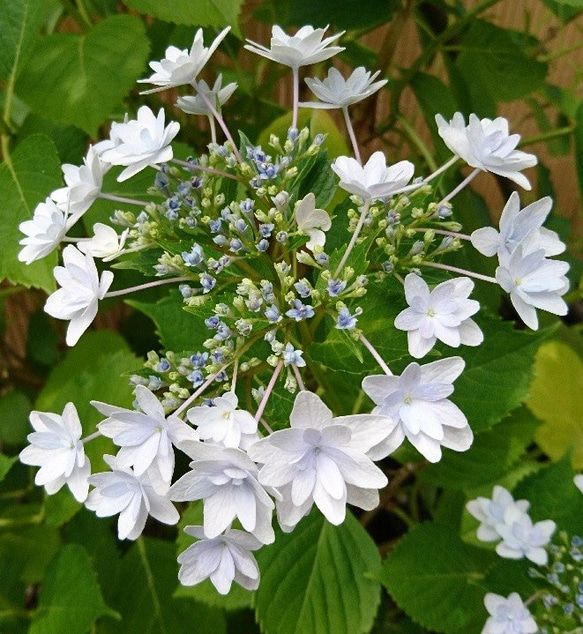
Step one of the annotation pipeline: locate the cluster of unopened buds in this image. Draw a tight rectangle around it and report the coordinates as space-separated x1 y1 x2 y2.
18 22 574 610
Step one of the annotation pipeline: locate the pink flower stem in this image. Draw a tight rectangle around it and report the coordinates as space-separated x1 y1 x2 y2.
254 360 284 422
171 158 240 182
62 236 85 243
192 81 242 163
231 358 239 393
174 363 230 417
99 192 148 206
438 167 481 205
104 276 193 298
292 66 299 131
424 155 459 182
208 115 217 145
333 199 371 277
292 364 306 391
259 417 274 435
82 430 101 444
342 106 362 165
359 334 393 376
416 227 473 241
422 260 497 284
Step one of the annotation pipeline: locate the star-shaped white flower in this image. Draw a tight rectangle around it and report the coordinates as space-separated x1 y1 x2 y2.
244 25 344 69
471 192 565 261
92 384 198 492
178 526 262 594
362 357 473 463
78 223 129 261
481 593 537 634
495 230 569 330
332 152 415 202
301 67 387 109
44 245 114 346
247 391 389 531
169 442 275 545
186 391 258 450
86 454 179 540
18 197 68 265
176 74 237 117
139 27 230 94
19 403 90 502
99 106 180 182
495 505 556 565
294 192 332 251
50 146 110 226
466 485 530 543
435 112 537 190
394 274 483 358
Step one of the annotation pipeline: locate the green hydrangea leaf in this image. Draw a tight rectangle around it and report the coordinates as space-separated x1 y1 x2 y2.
29 544 118 634
377 522 494 634
0 453 16 483
527 340 583 468
16 15 150 135
0 133 62 291
255 510 381 634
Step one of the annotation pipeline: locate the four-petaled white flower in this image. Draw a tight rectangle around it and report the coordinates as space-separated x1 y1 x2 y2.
495 504 556 565
178 526 262 594
50 146 110 225
294 192 332 251
471 192 565 261
86 454 179 540
169 442 275 544
99 106 180 182
18 197 68 265
301 67 387 109
244 25 344 69
495 230 569 330
332 152 415 202
78 223 129 261
395 273 483 358
466 485 530 543
186 391 258 450
92 384 198 492
435 112 537 190
362 357 473 463
139 27 231 94
176 75 238 117
248 391 389 531
19 403 91 502
44 245 114 346
481 593 537 634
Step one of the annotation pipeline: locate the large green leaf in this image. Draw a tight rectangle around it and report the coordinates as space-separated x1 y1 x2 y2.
0 133 61 291
456 20 548 103
106 537 226 634
527 340 583 468
255 510 381 634
16 15 150 135
378 522 494 634
122 0 242 30
29 544 117 634
0 0 45 82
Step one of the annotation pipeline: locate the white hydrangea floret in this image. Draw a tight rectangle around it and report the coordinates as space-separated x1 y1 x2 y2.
19 402 91 502
301 66 387 109
247 391 389 531
332 152 415 202
178 526 262 595
362 357 473 463
394 273 483 358
466 485 530 543
18 197 68 265
294 192 332 251
78 223 129 261
176 74 237 117
435 112 537 190
244 25 344 69
481 592 537 634
44 245 114 346
85 454 179 540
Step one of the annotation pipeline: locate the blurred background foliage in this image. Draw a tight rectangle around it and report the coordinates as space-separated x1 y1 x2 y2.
0 1 582 632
